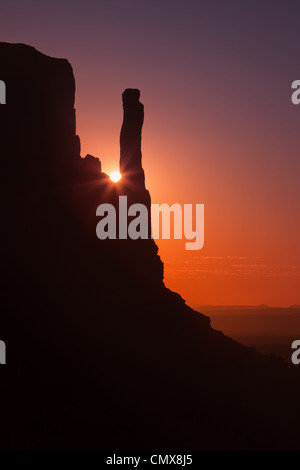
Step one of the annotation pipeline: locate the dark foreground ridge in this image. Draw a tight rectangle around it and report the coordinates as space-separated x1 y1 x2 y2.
0 43 299 449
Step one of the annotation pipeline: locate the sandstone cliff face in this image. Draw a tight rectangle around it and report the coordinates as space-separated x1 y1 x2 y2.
1 43 300 450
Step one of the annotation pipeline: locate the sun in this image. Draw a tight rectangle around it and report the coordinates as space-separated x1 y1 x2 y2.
110 171 122 183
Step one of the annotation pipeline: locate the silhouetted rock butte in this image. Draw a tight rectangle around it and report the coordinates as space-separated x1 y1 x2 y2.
0 42 299 450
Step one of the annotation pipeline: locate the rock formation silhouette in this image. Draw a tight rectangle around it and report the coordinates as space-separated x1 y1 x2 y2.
120 88 145 187
0 42 300 449
99 87 152 240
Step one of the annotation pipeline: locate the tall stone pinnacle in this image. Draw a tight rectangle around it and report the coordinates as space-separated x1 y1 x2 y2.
119 88 145 188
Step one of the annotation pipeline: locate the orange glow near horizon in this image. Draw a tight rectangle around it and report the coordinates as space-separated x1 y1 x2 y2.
79 128 300 308
76 111 300 309
42 6 299 309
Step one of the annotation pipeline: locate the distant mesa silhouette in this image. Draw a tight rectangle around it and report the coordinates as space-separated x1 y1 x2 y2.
0 42 300 450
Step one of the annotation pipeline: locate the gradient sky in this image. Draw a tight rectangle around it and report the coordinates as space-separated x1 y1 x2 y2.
2 0 300 306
